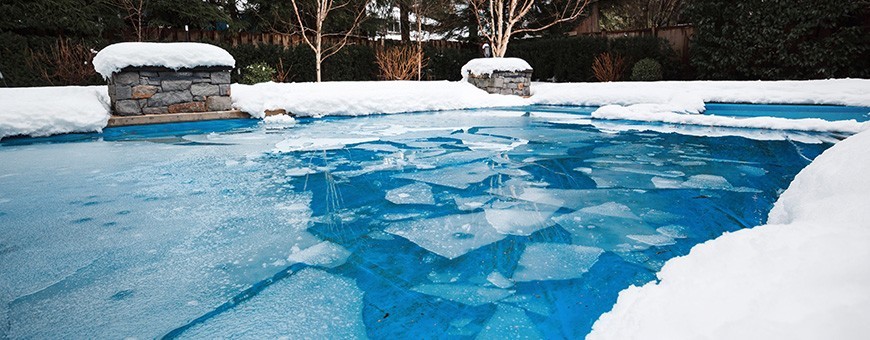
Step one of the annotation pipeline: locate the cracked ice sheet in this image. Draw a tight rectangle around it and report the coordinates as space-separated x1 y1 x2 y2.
411 284 514 306
476 304 544 339
553 202 664 251
591 121 841 144
386 182 435 205
512 243 604 282
273 137 379 152
0 141 318 338
393 162 497 190
182 268 366 338
652 174 762 192
286 241 351 269
484 201 558 236
385 213 506 260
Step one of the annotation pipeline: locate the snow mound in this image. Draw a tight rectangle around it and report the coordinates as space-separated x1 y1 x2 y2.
533 79 870 107
461 58 532 78
588 130 870 339
0 86 110 140
92 42 235 78
593 105 868 133
231 81 526 118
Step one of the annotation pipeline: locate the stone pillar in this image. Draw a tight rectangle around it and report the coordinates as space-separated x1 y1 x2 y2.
108 67 233 116
466 70 533 97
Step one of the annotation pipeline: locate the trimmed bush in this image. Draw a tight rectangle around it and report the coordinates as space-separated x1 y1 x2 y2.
631 58 663 81
241 62 275 84
508 35 680 82
687 0 869 80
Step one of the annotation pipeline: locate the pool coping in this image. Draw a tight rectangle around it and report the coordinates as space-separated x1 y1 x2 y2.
106 110 252 127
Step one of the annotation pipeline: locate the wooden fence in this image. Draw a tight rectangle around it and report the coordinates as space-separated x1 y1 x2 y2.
569 25 695 60
141 28 472 50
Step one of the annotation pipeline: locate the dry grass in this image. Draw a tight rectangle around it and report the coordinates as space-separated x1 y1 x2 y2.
375 45 428 80
592 52 625 82
29 38 97 85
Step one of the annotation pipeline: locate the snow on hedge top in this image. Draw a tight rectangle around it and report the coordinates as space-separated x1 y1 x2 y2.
93 42 235 78
461 58 532 78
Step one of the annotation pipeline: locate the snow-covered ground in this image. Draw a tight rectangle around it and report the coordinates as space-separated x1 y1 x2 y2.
1 79 868 140
533 79 870 108
0 86 110 140
588 129 870 340
232 80 526 118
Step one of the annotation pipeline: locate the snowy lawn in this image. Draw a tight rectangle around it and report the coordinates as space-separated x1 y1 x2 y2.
588 129 870 339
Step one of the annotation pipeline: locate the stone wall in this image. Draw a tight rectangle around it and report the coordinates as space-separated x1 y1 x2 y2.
108 67 233 116
466 70 532 97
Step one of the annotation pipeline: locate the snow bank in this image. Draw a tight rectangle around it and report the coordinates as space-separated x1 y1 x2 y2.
231 81 526 118
533 79 870 108
593 105 868 133
588 130 870 339
461 58 532 78
0 86 110 140
92 42 235 78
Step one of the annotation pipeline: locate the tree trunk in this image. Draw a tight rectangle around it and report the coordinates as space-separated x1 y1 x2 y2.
416 12 423 80
399 3 411 42
316 32 323 82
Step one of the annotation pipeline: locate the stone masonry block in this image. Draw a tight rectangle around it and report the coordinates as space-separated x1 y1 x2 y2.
219 84 231 96
114 99 142 115
114 72 139 86
148 90 193 107
210 71 231 84
206 96 233 111
132 85 159 99
168 101 207 113
191 83 220 97
142 106 169 114
161 80 192 92
114 85 132 100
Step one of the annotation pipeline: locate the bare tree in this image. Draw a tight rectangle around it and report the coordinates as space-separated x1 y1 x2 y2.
115 0 147 42
290 0 367 82
470 0 590 57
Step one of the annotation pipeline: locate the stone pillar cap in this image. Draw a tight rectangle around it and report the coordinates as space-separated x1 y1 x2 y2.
93 42 235 79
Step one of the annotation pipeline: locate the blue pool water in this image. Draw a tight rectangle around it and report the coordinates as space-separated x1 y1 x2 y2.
0 107 846 338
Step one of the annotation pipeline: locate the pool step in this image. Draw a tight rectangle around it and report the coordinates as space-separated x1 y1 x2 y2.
106 110 251 127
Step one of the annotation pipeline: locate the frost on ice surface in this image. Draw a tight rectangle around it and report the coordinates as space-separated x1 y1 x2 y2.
454 196 493 211
476 304 543 339
385 182 435 205
385 213 506 260
487 271 515 289
502 295 552 317
287 241 351 269
484 202 557 236
512 243 604 282
411 284 514 306
656 225 688 239
274 137 379 152
92 42 235 78
554 202 664 251
626 234 676 247
183 268 366 338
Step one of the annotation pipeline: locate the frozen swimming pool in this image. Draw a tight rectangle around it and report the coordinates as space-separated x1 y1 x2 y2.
0 106 847 338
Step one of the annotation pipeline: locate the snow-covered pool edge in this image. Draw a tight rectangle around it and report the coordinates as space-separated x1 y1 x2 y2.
587 130 870 339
